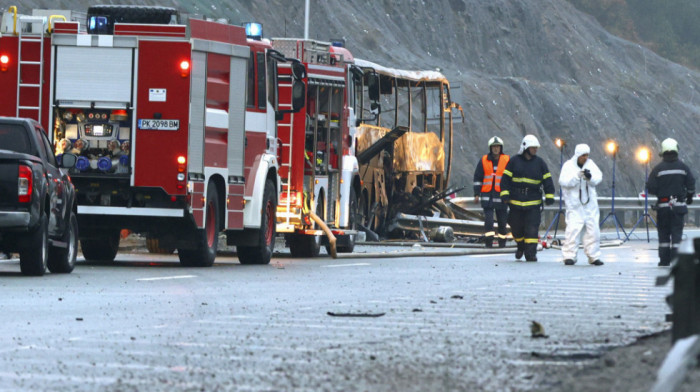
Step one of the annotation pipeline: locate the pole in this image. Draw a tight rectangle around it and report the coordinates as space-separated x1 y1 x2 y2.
543 145 564 240
304 0 310 40
600 151 627 239
625 160 657 242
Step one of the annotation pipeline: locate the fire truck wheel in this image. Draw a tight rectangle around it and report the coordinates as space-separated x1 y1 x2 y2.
238 180 276 264
48 212 78 273
19 214 48 276
289 234 321 258
146 236 175 254
178 184 219 267
80 229 120 262
337 187 358 253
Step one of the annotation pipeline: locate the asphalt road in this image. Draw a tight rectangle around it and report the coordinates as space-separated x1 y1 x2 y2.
0 234 677 391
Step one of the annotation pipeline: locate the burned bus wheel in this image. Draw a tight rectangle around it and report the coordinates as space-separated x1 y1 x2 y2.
337 187 358 253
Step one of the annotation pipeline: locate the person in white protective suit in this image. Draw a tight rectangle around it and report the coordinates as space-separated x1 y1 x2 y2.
558 144 604 266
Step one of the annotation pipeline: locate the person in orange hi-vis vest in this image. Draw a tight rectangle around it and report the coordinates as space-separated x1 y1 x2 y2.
473 136 510 247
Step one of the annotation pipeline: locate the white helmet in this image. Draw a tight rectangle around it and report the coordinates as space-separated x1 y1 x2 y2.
518 134 540 154
488 136 504 149
660 138 679 156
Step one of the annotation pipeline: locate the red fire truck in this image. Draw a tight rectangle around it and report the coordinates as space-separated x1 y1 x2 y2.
0 5 305 266
271 39 362 257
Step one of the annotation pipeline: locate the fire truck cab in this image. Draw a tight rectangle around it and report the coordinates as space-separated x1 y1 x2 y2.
272 39 361 257
0 5 305 266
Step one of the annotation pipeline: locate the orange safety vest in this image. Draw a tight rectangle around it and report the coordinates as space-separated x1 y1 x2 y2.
480 154 509 193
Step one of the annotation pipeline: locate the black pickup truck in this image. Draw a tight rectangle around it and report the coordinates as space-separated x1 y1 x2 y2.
0 117 78 276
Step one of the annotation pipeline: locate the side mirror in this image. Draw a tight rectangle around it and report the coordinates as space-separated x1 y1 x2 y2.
370 102 381 116
291 80 306 113
59 153 77 168
291 61 306 80
367 73 380 101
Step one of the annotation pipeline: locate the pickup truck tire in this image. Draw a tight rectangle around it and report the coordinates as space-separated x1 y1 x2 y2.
237 180 275 264
80 230 120 262
48 212 78 273
20 214 48 276
178 184 218 267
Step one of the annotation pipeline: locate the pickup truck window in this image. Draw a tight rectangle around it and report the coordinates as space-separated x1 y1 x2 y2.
0 124 32 154
38 130 58 167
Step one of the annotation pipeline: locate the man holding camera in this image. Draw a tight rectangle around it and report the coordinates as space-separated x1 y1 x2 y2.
647 138 696 267
558 144 604 266
500 135 555 262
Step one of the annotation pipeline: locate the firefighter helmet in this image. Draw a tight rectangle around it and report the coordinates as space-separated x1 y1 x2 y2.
660 138 679 156
488 136 504 149
519 134 540 154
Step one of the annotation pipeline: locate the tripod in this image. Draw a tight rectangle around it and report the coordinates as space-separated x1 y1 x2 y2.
599 151 627 240
625 162 657 242
543 144 565 240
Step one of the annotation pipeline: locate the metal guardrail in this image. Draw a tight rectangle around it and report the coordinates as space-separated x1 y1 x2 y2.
451 197 700 229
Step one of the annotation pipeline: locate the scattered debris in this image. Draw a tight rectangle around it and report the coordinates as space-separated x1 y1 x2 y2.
530 320 548 338
76 318 83 321
412 308 423 312
327 312 386 318
451 295 464 299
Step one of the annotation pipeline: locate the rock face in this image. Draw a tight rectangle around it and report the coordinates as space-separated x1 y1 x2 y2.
18 0 700 196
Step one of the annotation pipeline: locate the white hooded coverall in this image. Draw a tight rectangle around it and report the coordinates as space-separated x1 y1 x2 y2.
558 144 602 262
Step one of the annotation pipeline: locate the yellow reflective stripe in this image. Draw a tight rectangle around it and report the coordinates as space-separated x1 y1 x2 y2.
524 238 539 244
500 191 510 196
496 233 508 239
543 172 552 179
509 199 542 207
545 194 555 199
484 231 496 237
503 169 513 177
512 177 542 184
514 237 524 242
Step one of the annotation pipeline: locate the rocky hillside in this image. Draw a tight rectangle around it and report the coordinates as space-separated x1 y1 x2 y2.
9 0 700 196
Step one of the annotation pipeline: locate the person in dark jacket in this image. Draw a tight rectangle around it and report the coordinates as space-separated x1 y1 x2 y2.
500 135 556 261
473 136 510 247
647 138 696 266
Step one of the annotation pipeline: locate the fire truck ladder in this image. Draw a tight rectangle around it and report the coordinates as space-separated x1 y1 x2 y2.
16 16 46 122
278 78 295 225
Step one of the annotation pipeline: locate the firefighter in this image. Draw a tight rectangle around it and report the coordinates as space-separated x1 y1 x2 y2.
473 136 510 247
647 138 696 266
500 135 555 261
558 144 604 266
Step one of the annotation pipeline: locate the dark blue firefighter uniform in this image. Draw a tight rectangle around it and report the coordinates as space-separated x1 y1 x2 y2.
500 154 555 261
647 153 696 266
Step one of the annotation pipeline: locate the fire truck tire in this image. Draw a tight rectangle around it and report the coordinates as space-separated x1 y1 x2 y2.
178 185 219 267
48 212 78 274
289 234 321 258
19 214 48 276
146 237 175 255
238 180 276 264
337 187 358 253
80 229 120 262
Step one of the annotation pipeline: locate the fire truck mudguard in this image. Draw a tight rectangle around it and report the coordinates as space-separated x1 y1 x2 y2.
177 183 219 267
236 179 276 264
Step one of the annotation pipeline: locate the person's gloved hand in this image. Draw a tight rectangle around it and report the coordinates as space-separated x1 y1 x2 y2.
545 198 554 206
583 169 592 180
578 171 585 179
687 194 694 205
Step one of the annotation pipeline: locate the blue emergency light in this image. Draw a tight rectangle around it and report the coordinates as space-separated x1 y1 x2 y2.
244 22 263 40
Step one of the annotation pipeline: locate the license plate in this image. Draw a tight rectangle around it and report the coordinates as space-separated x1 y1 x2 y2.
138 119 179 130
